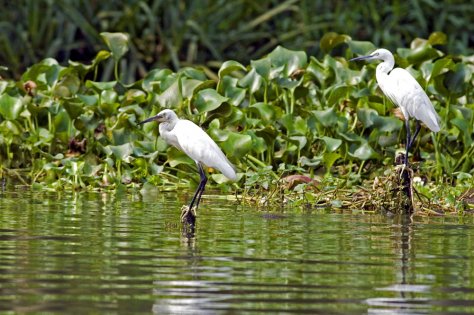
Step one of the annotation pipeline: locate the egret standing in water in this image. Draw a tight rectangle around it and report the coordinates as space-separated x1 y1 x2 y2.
350 49 440 167
138 109 237 224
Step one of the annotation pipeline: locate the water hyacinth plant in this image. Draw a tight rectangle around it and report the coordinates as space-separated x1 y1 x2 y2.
0 32 473 212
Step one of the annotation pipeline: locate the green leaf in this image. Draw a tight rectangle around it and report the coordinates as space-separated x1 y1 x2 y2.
323 152 341 171
313 108 338 127
104 143 134 162
357 108 378 128
319 136 342 152
428 32 447 46
444 63 469 96
100 32 130 61
167 147 194 167
347 41 376 55
194 89 228 113
219 76 246 106
156 78 182 108
251 58 271 79
238 67 263 94
327 85 353 106
86 80 117 91
373 116 402 133
299 156 322 167
142 69 173 93
429 57 453 81
219 131 252 159
218 60 246 78
62 100 85 120
250 102 276 123
350 142 378 160
267 45 307 77
320 32 351 54
0 94 23 120
181 78 205 99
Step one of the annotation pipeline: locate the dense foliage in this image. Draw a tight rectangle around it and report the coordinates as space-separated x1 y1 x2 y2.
1 0 473 81
0 32 473 207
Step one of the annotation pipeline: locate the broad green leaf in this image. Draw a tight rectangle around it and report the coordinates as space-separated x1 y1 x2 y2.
238 67 263 94
280 114 307 135
289 136 307 150
251 58 271 79
0 94 23 120
104 143 134 162
357 108 378 128
218 60 246 78
179 67 207 81
429 57 453 81
55 72 81 97
299 156 322 167
142 69 173 93
194 89 228 113
0 81 8 94
320 32 351 54
181 78 204 99
373 116 402 133
319 136 342 152
63 100 85 120
267 46 307 76
350 142 378 160
306 57 328 85
77 94 98 106
186 79 216 97
313 107 338 128
444 63 469 96
250 102 276 122
101 89 118 104
156 78 182 108
397 46 441 64
100 32 130 61
167 147 194 167
125 89 147 104
219 131 252 158
219 76 246 106
86 80 117 91
428 32 447 46
347 41 376 55
323 152 341 171
327 85 352 106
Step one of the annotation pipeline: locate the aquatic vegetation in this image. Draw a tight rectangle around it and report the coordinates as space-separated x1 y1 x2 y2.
0 32 473 213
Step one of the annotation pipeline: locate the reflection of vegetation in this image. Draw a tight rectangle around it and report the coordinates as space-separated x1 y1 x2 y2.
1 1 473 80
0 32 473 213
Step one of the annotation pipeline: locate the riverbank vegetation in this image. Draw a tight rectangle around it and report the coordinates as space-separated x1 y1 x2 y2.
0 31 473 214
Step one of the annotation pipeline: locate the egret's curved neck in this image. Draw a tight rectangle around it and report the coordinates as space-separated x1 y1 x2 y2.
376 57 394 75
160 118 178 132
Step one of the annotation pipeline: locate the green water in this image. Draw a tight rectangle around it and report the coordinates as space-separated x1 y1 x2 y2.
0 189 474 314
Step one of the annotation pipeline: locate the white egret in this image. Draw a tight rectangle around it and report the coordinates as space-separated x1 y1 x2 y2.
138 109 237 223
350 49 440 167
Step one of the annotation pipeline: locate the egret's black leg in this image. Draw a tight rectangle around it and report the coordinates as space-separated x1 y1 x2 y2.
408 121 421 149
195 164 208 210
405 119 411 167
188 163 207 211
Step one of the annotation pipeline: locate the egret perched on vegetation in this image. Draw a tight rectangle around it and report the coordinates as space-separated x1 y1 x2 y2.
138 109 237 223
350 49 440 167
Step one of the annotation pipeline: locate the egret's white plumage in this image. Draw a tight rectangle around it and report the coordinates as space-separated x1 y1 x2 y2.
157 110 237 180
351 48 441 166
138 109 236 221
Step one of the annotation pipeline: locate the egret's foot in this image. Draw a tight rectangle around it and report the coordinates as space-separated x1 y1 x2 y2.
180 205 197 223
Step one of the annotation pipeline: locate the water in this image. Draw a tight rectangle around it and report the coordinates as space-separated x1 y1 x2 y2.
0 189 474 314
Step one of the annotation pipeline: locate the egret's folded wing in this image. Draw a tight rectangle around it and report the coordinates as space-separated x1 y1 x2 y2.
174 120 237 180
386 68 440 132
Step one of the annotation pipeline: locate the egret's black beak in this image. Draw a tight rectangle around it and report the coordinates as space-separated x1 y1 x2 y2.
350 55 373 62
137 114 162 125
